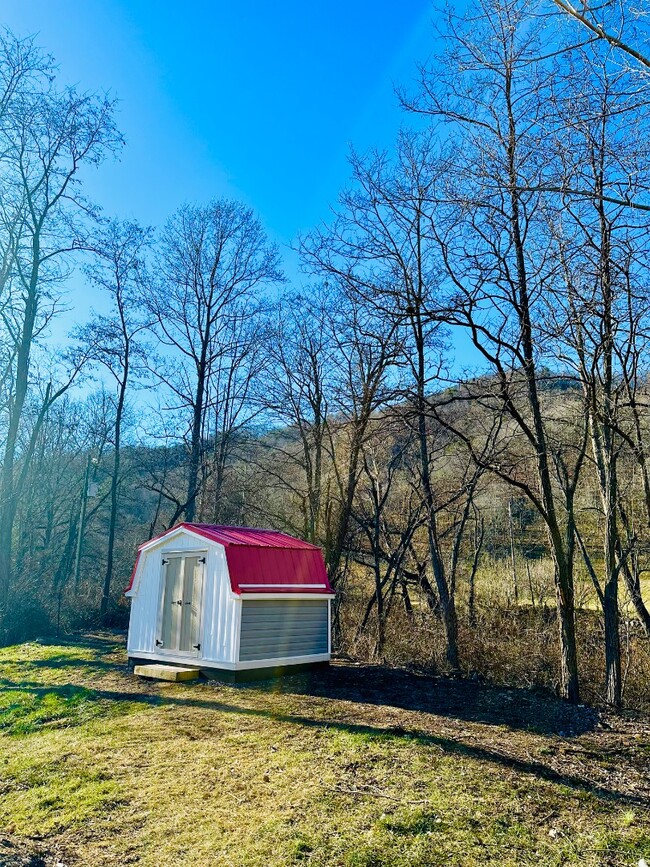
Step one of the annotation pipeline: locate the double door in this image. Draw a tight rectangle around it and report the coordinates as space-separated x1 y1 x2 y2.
157 552 205 656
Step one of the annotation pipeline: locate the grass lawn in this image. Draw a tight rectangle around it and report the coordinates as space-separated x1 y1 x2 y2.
0 635 649 866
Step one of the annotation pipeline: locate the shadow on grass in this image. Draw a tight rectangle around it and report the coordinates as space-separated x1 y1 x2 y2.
29 655 118 671
3 652 597 736
0 634 124 672
0 676 644 810
254 663 600 737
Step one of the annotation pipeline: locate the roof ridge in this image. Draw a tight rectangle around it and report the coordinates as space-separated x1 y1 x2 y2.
187 522 285 533
180 523 321 549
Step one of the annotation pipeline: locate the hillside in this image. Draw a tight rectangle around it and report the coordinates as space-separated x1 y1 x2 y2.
0 634 648 866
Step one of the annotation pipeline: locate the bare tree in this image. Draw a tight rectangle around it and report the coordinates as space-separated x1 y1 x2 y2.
322 289 402 598
351 418 427 658
75 219 151 618
0 30 121 615
201 306 269 523
259 288 336 543
256 281 401 646
544 52 650 703
302 132 465 671
145 200 283 525
552 0 650 71
399 0 592 700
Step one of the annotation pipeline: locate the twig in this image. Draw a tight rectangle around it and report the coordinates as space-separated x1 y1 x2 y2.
331 783 429 805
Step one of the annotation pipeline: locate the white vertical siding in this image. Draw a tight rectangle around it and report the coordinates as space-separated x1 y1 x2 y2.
126 550 161 656
200 543 238 664
126 530 239 665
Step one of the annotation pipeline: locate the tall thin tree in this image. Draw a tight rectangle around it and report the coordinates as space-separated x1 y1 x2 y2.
76 219 151 618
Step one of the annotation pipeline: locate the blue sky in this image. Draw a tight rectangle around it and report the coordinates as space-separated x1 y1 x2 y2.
4 0 437 293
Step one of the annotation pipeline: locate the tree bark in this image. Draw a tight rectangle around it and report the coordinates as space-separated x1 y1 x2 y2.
100 366 128 619
185 348 208 523
504 63 580 702
0 235 40 613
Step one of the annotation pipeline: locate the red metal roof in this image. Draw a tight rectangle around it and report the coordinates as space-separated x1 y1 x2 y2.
125 523 333 596
183 524 321 549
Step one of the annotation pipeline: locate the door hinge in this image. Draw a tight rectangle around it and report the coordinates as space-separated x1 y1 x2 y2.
193 643 201 651
155 639 163 646
198 557 206 564
162 558 169 565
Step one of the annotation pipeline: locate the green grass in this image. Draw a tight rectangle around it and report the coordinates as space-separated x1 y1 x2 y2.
0 636 648 866
0 683 106 735
0 641 143 736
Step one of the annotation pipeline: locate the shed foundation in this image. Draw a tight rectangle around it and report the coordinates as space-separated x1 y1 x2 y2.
128 657 330 682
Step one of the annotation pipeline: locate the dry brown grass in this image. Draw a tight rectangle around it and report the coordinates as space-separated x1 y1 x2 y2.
340 557 650 714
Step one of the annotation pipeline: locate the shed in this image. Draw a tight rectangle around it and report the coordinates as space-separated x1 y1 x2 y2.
125 523 334 679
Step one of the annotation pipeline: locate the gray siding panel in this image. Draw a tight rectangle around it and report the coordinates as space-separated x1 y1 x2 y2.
239 599 329 661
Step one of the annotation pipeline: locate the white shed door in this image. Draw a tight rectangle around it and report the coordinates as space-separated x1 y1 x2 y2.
158 553 205 655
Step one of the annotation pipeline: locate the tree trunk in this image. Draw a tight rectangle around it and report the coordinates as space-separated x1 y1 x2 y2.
0 244 40 614
374 562 385 660
468 516 483 626
413 206 459 672
505 62 579 702
554 556 580 704
186 350 208 523
617 503 650 637
621 559 650 637
73 454 92 592
508 498 519 605
603 472 621 706
326 438 363 587
100 368 128 619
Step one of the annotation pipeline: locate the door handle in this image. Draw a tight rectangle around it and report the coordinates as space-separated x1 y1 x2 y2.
174 599 183 606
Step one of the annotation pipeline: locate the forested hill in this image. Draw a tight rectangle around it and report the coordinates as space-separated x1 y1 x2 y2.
3 0 650 712
8 369 650 712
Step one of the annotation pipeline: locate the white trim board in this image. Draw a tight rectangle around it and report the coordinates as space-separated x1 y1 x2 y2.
236 592 335 600
238 583 328 589
129 650 331 670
